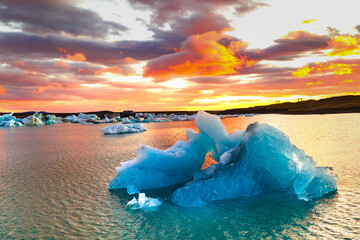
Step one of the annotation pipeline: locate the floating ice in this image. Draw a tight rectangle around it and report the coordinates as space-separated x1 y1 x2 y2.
109 111 338 206
23 113 44 126
101 123 147 134
108 127 216 191
78 113 100 121
4 119 23 127
122 117 131 124
0 112 16 122
127 193 162 209
151 118 162 122
0 113 23 127
44 115 56 125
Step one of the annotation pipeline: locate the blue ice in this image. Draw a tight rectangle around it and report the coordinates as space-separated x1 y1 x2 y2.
109 111 337 206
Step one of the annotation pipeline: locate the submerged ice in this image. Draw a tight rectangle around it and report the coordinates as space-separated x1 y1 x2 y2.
109 111 337 206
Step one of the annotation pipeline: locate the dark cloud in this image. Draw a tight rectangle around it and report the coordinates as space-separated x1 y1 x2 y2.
355 25 360 33
128 0 268 25
246 31 330 61
169 12 231 37
234 0 269 16
326 27 341 36
0 32 172 65
0 0 128 38
146 12 231 52
147 27 185 51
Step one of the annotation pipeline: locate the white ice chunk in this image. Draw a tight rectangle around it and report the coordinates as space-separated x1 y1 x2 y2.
100 123 147 134
126 193 162 209
23 115 44 126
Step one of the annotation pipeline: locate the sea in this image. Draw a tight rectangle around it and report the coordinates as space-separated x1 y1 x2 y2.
1 113 359 239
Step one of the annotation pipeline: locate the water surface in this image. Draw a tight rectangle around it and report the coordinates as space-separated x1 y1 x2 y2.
1 114 359 239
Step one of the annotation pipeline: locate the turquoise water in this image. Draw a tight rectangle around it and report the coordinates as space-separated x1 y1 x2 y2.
0 114 359 239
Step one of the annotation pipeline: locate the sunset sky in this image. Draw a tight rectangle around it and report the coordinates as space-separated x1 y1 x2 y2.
0 0 359 112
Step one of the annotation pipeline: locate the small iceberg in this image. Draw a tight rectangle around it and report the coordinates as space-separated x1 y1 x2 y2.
109 111 337 207
101 123 147 134
0 113 23 127
23 113 44 126
127 193 162 209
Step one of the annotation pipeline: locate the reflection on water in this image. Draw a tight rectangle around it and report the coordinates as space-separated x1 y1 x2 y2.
0 114 359 239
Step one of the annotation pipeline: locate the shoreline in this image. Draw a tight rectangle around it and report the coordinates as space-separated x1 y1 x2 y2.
2 95 360 117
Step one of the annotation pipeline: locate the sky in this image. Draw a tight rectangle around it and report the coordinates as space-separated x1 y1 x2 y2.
0 0 359 112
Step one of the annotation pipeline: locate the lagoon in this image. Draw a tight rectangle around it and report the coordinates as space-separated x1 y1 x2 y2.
1 114 359 239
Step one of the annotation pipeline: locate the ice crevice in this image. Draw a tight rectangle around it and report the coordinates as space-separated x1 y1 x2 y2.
109 111 338 207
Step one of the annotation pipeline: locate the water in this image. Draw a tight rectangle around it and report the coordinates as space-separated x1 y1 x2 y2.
0 114 359 239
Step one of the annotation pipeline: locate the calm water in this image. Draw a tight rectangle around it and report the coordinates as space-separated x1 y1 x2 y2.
1 114 359 239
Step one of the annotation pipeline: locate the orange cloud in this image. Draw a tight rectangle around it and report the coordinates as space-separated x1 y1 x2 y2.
55 60 69 68
61 53 87 62
16 60 25 67
0 85 6 95
57 47 68 53
293 62 355 77
77 68 93 73
306 81 322 86
95 66 124 75
302 19 318 24
33 83 62 93
292 65 312 77
143 31 253 78
124 57 137 63
327 35 360 57
340 79 354 84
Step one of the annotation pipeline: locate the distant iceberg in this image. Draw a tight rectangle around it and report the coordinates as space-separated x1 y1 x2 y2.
109 111 337 206
101 123 147 134
0 113 23 127
23 113 44 126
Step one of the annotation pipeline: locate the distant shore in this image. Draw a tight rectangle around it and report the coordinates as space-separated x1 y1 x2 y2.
2 95 360 118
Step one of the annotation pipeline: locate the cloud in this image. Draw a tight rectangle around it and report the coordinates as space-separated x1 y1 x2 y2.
143 31 253 78
292 62 356 77
95 66 126 75
355 25 360 33
32 83 62 93
0 0 128 38
327 35 360 57
250 31 330 61
0 85 6 95
61 52 87 62
169 12 231 37
0 32 173 65
55 61 69 68
340 79 354 84
128 0 268 25
302 19 318 24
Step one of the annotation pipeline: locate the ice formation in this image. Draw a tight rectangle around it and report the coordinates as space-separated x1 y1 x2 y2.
127 193 162 209
109 111 337 206
0 113 23 127
23 113 44 126
101 123 147 134
122 117 131 124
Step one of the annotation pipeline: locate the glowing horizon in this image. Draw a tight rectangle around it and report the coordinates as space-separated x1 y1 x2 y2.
0 0 359 112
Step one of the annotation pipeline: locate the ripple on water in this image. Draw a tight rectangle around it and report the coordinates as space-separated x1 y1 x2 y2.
1 114 360 239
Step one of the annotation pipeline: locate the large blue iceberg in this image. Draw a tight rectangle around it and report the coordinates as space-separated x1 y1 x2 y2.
109 111 337 206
